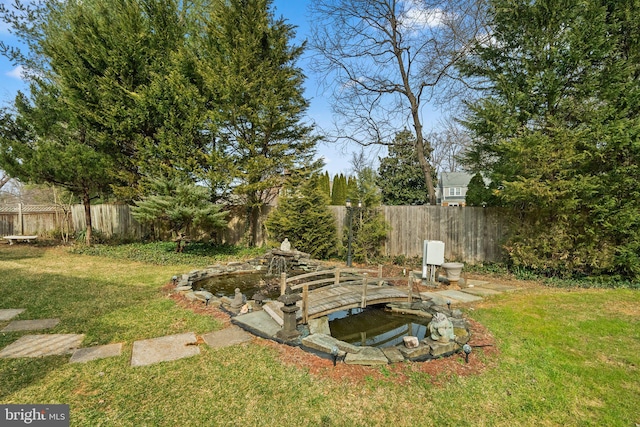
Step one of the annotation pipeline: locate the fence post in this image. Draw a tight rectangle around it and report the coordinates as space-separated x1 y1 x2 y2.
407 274 413 303
302 284 309 324
378 264 383 286
18 202 23 235
334 268 340 286
361 273 368 308
280 272 287 296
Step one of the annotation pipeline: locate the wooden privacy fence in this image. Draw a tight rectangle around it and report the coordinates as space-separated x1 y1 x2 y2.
0 204 68 236
0 203 506 263
71 204 144 239
329 205 507 262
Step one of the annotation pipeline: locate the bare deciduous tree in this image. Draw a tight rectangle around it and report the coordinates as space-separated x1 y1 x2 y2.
428 118 472 174
309 0 487 204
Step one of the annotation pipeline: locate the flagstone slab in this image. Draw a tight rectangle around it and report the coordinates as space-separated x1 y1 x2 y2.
131 332 200 367
0 334 84 358
461 287 501 297
0 309 25 321
231 310 282 339
201 326 253 349
1 318 60 332
70 343 123 364
420 292 463 305
466 279 490 287
344 346 388 365
474 282 518 292
435 290 484 303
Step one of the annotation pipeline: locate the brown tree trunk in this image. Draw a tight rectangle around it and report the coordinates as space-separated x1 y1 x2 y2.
249 205 261 247
83 187 93 246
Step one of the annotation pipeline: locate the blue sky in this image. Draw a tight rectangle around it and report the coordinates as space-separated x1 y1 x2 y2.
0 0 362 176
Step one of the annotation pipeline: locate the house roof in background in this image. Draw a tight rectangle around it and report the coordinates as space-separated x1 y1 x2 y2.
439 172 473 187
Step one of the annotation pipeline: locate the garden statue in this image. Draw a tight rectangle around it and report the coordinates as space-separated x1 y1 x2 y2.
231 288 244 309
280 238 291 252
429 312 455 343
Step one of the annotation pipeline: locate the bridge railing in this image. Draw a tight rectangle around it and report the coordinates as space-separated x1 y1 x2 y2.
278 267 383 324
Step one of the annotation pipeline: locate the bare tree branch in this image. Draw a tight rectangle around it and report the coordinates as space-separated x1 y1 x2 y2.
309 0 488 204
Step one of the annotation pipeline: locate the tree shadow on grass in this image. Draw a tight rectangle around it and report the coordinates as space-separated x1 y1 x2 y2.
0 245 46 262
0 356 68 400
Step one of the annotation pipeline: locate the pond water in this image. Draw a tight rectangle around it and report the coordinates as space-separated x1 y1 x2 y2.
329 307 431 348
195 272 281 299
196 273 431 348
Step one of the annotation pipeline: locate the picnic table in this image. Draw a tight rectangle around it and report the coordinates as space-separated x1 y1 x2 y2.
3 235 38 245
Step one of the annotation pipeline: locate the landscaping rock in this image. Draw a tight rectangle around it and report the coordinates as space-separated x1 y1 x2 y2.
424 338 459 357
403 336 419 348
184 292 199 302
454 328 470 345
192 290 214 302
398 343 432 360
202 326 253 349
301 333 359 356
344 347 388 365
0 309 25 321
382 346 405 363
308 317 331 335
131 332 200 367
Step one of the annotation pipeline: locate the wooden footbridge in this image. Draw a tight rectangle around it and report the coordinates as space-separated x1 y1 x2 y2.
269 268 420 324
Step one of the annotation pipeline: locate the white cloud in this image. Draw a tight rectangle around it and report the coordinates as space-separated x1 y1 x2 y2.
6 65 26 80
400 1 454 31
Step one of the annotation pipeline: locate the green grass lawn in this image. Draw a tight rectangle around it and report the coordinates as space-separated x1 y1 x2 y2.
1 245 638 426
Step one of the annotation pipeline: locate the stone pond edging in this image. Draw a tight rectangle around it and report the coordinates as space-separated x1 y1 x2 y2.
172 254 472 365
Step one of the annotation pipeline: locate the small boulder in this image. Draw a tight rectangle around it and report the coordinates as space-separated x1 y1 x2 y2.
403 336 420 348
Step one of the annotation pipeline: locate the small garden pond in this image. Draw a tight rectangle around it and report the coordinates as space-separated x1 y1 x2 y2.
328 307 431 348
195 271 432 349
195 272 282 299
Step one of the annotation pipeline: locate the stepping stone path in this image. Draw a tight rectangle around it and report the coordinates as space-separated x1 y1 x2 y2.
0 308 25 321
70 343 123 364
0 334 84 358
130 332 201 367
201 325 253 349
0 276 521 367
2 318 60 332
419 279 517 306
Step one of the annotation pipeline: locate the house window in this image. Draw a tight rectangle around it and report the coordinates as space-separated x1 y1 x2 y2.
448 187 461 196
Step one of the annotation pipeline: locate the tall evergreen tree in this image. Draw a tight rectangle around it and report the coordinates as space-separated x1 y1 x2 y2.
0 0 211 243
196 0 317 246
377 129 431 205
0 93 114 245
465 173 493 207
266 171 338 259
344 167 388 263
331 173 347 205
346 175 358 202
319 171 331 200
459 0 640 279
